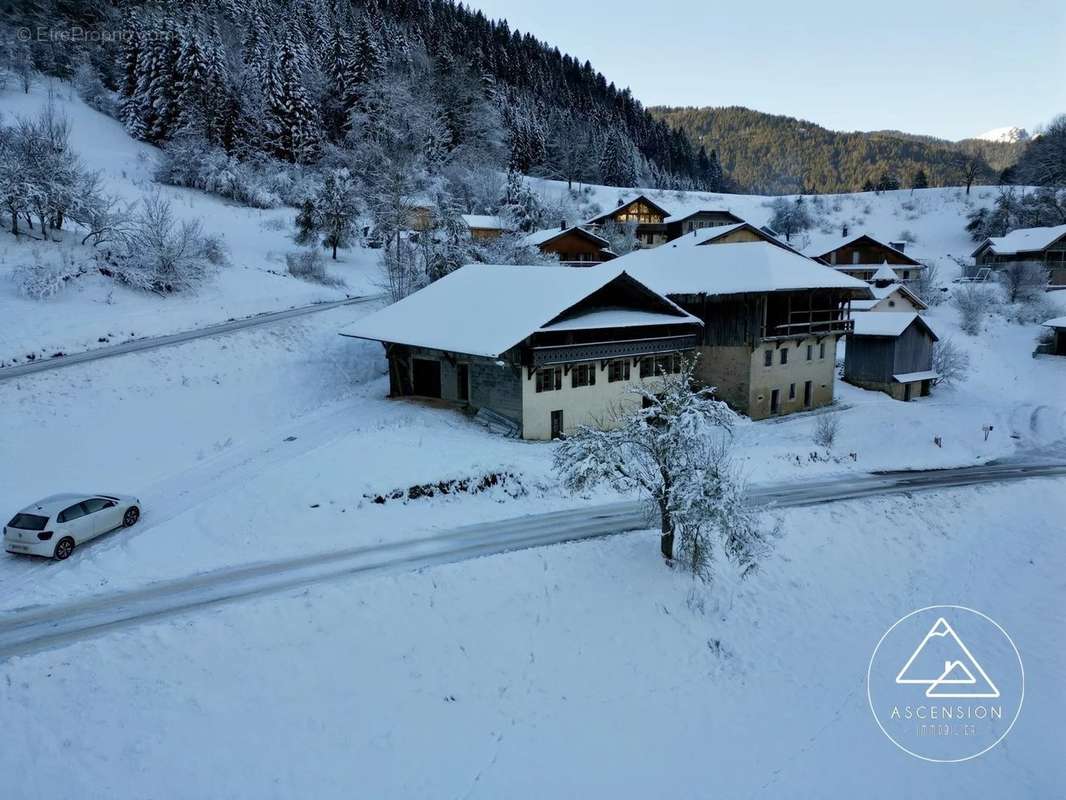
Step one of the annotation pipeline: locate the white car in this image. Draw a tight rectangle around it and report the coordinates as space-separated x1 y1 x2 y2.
4 493 141 560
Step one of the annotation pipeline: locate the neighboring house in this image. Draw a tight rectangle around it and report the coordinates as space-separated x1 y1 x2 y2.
844 312 939 401
806 233 926 282
971 224 1066 287
585 194 744 249
340 265 703 440
586 195 673 248
851 265 928 313
622 241 872 419
461 214 509 240
1040 317 1066 356
660 221 799 252
406 194 436 232
523 224 616 266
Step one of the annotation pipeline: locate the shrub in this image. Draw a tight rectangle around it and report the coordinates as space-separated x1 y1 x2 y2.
813 413 840 449
111 195 225 293
1004 293 1060 325
953 285 996 336
284 248 343 286
12 248 86 299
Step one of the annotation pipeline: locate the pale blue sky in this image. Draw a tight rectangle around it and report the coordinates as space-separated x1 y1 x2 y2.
469 0 1065 140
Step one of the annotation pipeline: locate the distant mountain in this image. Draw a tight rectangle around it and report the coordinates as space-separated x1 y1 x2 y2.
976 126 1031 144
649 105 1026 194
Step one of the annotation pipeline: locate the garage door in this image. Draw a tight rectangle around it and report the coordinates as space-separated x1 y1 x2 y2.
412 358 442 398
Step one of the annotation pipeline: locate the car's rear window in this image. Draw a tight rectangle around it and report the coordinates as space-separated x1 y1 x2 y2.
7 513 49 531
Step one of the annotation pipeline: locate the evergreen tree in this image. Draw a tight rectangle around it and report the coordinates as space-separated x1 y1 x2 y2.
599 127 636 187
265 36 320 163
911 168 929 189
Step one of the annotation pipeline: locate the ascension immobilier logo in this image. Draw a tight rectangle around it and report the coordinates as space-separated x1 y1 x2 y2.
867 605 1024 762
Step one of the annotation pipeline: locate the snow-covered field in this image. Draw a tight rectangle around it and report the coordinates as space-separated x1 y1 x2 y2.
2 73 1065 800
3 483 1062 798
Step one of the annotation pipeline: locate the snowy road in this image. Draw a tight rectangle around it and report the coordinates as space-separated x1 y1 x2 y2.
0 460 1062 658
0 294 383 380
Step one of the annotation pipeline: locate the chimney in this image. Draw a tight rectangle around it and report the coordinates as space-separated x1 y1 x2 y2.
842 223 849 237
560 219 567 231
890 240 906 253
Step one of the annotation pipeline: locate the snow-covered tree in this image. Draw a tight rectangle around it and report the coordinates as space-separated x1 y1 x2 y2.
265 35 320 163
295 168 359 259
997 261 1050 303
554 357 772 574
931 337 971 387
598 127 637 187
768 196 813 242
598 218 639 255
499 169 543 233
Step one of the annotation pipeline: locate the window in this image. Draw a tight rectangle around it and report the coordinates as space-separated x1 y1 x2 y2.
770 389 780 414
803 380 812 408
764 349 773 367
819 342 826 359
640 357 654 378
608 360 630 383
780 347 788 365
82 498 112 514
888 300 896 307
789 383 796 400
852 251 860 264
536 367 562 393
902 270 911 280
7 513 48 531
58 503 88 523
655 354 682 375
806 344 813 361
571 363 597 388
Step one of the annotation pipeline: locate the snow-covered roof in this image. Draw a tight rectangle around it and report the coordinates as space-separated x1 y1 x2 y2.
803 232 922 266
655 222 797 253
850 283 928 311
539 307 698 332
584 193 745 227
1043 316 1066 329
621 241 873 298
662 209 744 225
976 224 1066 257
523 226 609 248
461 214 507 231
339 265 697 358
850 311 937 339
871 264 898 282
893 370 939 383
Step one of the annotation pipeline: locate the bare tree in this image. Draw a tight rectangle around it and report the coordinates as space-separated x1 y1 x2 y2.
931 337 971 387
813 413 840 449
997 261 1049 303
909 262 945 306
958 148 986 196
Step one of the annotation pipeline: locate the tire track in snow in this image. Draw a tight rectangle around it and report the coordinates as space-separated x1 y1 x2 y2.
1 461 1064 659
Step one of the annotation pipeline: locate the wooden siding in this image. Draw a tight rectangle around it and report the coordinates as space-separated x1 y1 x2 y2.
892 322 934 375
535 230 612 264
824 238 920 266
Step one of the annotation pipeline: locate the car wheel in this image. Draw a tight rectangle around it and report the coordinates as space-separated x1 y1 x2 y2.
54 537 75 561
123 506 140 527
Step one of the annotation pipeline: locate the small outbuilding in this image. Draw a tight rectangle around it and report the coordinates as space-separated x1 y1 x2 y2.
460 214 509 240
844 312 939 401
522 224 616 266
340 265 703 440
1041 317 1066 356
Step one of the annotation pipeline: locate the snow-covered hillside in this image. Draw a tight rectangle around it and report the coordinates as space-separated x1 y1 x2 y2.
0 80 378 362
